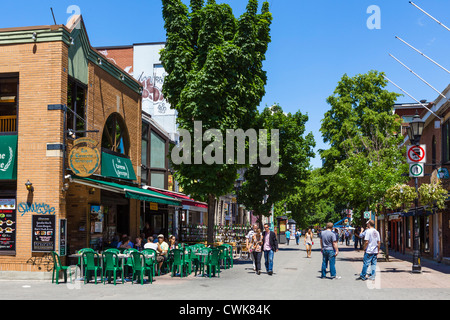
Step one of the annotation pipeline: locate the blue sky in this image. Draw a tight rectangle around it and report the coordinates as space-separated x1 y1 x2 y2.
2 0 450 168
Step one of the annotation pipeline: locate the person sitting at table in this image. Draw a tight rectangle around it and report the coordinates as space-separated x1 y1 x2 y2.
168 235 178 250
117 235 133 249
135 236 144 251
144 237 158 250
157 234 169 273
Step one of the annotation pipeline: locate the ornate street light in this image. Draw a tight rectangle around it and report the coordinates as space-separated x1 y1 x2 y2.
407 111 425 274
407 112 425 146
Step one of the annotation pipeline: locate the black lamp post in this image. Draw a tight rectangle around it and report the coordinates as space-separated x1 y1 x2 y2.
406 112 425 274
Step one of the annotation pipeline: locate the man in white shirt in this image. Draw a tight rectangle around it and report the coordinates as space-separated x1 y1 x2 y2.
358 220 380 281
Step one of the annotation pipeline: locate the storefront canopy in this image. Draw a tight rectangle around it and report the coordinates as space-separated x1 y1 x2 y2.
71 176 182 206
146 187 208 211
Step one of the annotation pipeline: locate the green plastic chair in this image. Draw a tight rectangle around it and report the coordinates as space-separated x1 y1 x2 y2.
123 248 139 277
142 249 158 277
170 249 188 278
223 244 234 268
130 251 153 285
102 251 123 285
82 251 103 284
204 249 221 278
185 246 199 274
51 251 72 284
196 247 212 276
218 245 233 269
76 248 95 276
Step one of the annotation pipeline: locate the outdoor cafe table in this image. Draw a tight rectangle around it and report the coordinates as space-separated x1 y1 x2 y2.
68 252 155 280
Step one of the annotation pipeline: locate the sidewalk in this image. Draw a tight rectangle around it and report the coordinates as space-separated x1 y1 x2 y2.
336 242 450 289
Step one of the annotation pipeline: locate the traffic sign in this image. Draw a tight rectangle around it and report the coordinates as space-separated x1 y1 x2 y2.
407 145 426 163
409 163 424 177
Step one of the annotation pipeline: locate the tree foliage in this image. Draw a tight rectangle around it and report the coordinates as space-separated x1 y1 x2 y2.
161 0 273 242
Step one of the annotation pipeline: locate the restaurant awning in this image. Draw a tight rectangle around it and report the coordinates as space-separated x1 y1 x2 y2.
145 187 208 211
71 176 182 206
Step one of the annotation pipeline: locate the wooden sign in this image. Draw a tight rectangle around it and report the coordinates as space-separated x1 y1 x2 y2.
68 138 100 177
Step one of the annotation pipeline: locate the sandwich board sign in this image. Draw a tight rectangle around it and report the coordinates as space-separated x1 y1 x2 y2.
407 145 426 164
409 163 424 178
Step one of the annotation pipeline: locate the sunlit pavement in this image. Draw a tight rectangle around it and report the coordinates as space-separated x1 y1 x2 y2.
0 238 449 300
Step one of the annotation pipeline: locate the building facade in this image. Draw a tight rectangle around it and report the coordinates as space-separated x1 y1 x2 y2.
0 15 185 278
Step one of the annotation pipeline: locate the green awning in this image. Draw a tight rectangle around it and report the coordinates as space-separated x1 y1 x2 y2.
72 176 181 206
101 152 137 181
0 135 17 180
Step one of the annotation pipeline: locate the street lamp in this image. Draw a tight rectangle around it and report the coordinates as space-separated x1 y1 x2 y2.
407 111 425 274
407 111 425 146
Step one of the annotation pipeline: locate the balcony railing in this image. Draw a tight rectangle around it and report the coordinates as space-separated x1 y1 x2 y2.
0 115 16 133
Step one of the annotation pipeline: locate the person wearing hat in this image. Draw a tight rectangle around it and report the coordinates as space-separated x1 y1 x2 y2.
156 234 169 273
357 220 380 281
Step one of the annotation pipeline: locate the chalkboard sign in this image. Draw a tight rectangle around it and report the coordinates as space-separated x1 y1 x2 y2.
0 204 16 255
32 215 56 252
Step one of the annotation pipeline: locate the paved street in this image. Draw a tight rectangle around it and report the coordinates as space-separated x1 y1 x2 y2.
0 237 449 301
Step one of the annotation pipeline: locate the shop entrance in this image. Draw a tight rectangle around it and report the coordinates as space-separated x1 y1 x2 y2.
141 202 168 240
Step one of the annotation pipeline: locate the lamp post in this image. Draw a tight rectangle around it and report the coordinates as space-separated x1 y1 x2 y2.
406 112 425 274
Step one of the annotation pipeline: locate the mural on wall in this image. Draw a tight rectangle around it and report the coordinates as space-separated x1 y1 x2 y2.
139 64 169 116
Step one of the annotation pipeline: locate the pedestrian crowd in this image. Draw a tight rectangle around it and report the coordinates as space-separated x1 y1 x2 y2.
245 220 380 281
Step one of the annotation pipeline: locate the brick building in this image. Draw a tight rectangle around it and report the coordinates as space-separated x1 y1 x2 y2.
0 15 181 278
384 87 450 265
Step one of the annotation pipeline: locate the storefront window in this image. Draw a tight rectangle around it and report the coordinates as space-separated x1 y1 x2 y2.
151 172 165 189
151 131 166 169
67 77 86 138
0 74 18 133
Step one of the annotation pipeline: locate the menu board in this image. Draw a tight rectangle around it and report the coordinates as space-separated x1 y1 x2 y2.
32 215 56 252
0 206 16 255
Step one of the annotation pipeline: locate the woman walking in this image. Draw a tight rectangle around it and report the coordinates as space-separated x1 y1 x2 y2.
304 229 314 258
251 228 263 275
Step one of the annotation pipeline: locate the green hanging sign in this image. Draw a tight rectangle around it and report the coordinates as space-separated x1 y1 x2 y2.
0 135 17 180
101 152 137 181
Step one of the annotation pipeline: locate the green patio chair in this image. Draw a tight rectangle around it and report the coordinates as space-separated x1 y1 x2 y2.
102 251 124 285
123 248 139 277
196 247 212 276
223 243 234 268
51 251 72 284
82 251 103 284
130 251 153 285
170 249 188 278
142 248 158 277
204 248 221 278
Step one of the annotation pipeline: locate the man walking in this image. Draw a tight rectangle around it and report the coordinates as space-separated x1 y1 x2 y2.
285 229 291 245
358 220 380 281
320 222 340 279
262 223 278 275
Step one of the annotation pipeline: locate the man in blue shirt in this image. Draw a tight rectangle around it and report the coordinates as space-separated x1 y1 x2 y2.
320 222 340 279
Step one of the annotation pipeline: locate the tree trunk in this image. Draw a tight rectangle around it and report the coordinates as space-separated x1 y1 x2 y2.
207 194 216 246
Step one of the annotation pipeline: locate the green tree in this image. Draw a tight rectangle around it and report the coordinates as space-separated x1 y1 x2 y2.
319 70 407 260
238 104 315 226
161 0 272 244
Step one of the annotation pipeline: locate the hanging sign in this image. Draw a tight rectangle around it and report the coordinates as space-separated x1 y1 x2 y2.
407 145 426 163
69 138 100 178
